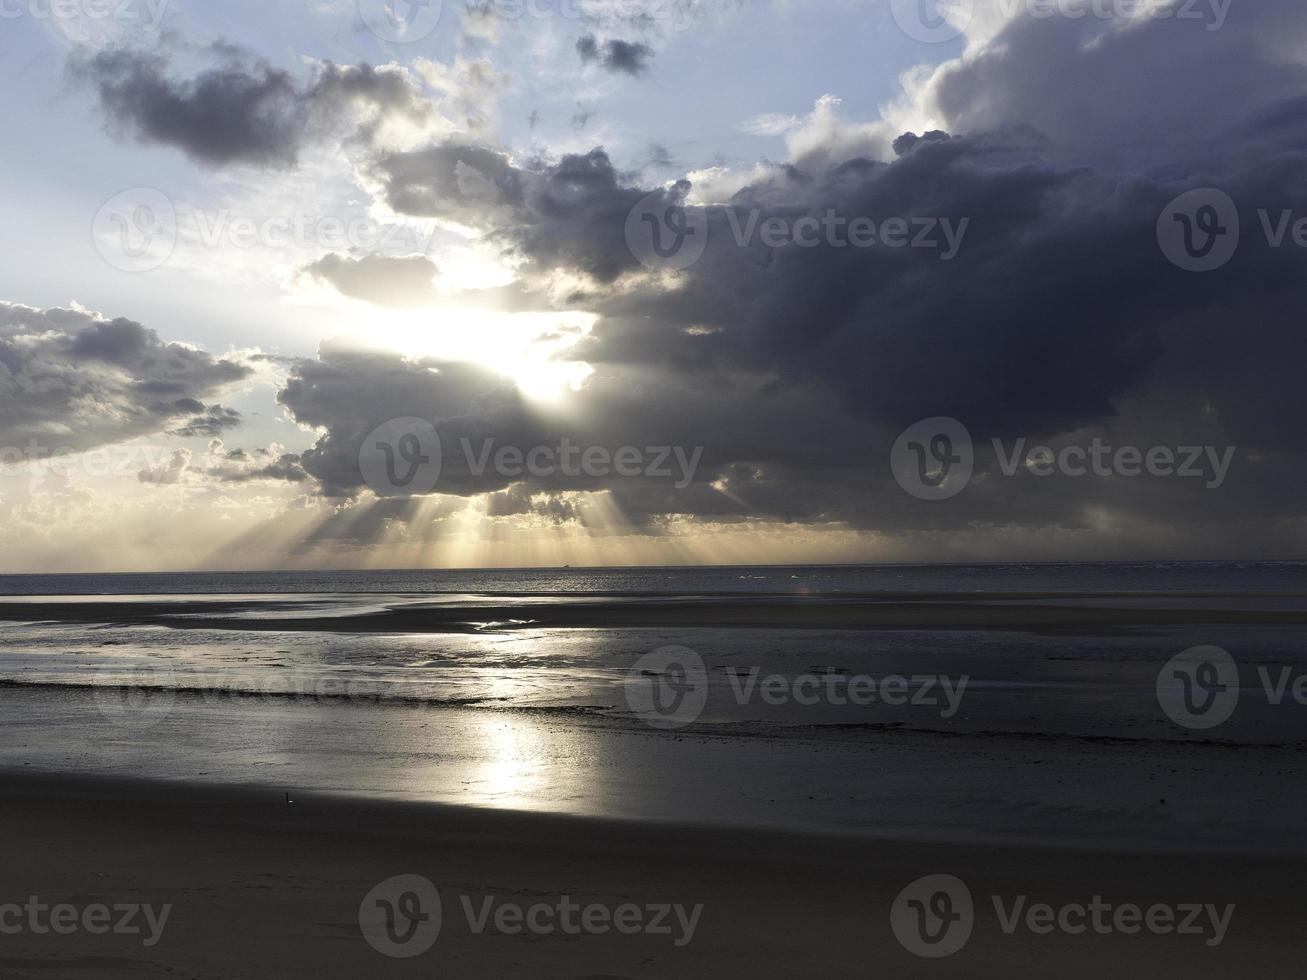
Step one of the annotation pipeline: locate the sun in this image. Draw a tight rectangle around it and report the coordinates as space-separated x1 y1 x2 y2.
351 307 596 403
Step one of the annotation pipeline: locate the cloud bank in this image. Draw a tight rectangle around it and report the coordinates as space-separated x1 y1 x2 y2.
0 302 250 456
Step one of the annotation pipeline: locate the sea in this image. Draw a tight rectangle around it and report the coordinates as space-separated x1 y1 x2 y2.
0 561 1304 852
0 560 1301 596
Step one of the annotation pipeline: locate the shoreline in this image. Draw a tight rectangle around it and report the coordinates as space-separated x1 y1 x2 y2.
6 683 1307 858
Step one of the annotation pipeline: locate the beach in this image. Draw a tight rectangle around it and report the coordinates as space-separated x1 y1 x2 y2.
11 0 1307 970
1 564 1305 975
1 771 1304 979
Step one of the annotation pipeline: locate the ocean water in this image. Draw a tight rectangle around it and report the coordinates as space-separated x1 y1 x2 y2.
0 562 1304 848
0 561 1303 736
0 560 1303 596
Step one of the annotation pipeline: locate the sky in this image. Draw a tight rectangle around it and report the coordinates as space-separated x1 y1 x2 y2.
1 0 1305 572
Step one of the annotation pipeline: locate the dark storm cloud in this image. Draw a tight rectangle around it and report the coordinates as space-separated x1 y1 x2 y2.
70 44 434 167
356 5 1307 445
501 148 655 283
277 340 530 498
0 302 251 456
69 317 155 364
366 142 528 226
70 45 303 166
313 135 1307 545
601 39 654 75
121 1 1291 553
205 447 308 484
368 144 650 282
169 404 243 438
240 454 308 483
136 444 308 486
302 253 440 308
485 484 578 524
275 332 892 512
576 34 654 75
924 0 1307 173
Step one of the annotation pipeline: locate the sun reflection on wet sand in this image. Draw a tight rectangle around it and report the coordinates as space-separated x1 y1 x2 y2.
474 716 549 808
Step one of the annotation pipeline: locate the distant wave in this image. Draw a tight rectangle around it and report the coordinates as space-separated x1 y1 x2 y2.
0 592 1304 635
0 561 1303 597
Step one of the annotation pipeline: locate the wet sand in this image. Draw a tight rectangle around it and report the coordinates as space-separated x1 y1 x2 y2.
7 681 1307 854
2 591 1306 633
0 771 1303 978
